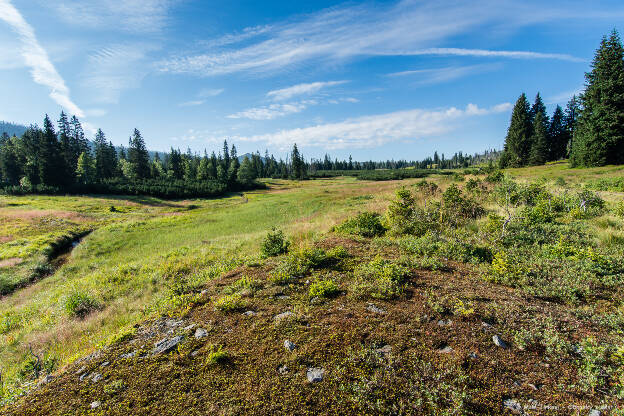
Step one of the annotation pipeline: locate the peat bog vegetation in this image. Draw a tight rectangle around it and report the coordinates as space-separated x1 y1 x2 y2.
0 163 623 415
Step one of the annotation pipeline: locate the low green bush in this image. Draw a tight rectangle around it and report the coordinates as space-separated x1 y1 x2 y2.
63 291 101 318
261 228 290 257
335 212 386 237
351 258 410 300
214 293 247 312
309 279 340 298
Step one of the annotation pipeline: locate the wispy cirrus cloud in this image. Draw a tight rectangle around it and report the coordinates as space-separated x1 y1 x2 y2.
0 0 84 117
51 0 178 34
81 44 155 105
267 80 348 101
157 0 590 77
227 101 315 120
208 102 511 149
388 64 502 85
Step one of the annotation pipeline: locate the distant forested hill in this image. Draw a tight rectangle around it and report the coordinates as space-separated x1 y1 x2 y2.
0 121 27 137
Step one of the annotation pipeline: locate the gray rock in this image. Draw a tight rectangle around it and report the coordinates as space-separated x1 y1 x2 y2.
120 351 136 359
503 398 523 415
437 319 452 326
37 375 54 387
376 345 392 356
589 410 601 416
79 372 90 382
90 401 101 409
469 352 478 360
284 340 296 352
91 373 103 383
306 367 325 383
100 361 110 368
194 328 208 339
243 310 256 316
367 304 386 314
310 296 321 304
278 365 289 375
493 335 508 349
200 289 209 295
183 324 195 331
153 335 185 354
276 295 290 300
76 366 87 375
274 311 295 322
437 345 453 354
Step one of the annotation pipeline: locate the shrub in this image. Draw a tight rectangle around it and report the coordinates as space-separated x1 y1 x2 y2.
335 212 386 237
64 291 101 318
441 184 485 225
224 276 262 296
414 180 439 196
261 228 290 257
351 258 410 300
485 170 504 183
206 346 229 365
614 201 624 218
214 293 246 312
309 279 340 298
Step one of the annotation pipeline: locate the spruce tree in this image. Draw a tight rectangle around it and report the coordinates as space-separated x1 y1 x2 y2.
39 115 65 186
222 140 230 171
530 111 549 165
564 95 580 157
529 93 548 124
127 128 150 179
58 111 75 181
94 129 116 180
500 93 533 167
75 152 95 184
548 106 569 161
571 30 624 166
237 156 255 185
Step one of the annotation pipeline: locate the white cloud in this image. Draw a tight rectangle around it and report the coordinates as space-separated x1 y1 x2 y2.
51 0 178 34
0 0 84 117
179 100 205 107
158 0 587 77
267 81 348 101
81 44 154 104
227 101 314 120
547 88 583 104
198 88 224 98
388 64 502 84
227 103 512 150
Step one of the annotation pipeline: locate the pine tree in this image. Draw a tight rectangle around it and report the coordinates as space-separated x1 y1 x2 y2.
548 106 569 161
39 115 65 186
564 95 580 157
571 30 624 167
291 144 305 179
222 140 230 171
228 144 239 184
94 129 117 180
500 93 533 167
530 111 549 165
58 111 75 181
529 93 548 124
0 135 21 184
70 116 89 157
168 148 184 179
127 129 150 179
197 153 210 181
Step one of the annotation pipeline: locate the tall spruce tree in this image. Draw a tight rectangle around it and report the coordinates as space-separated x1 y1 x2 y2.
127 128 150 179
58 111 76 181
94 129 117 179
39 115 65 186
548 105 569 161
530 111 549 165
529 93 548 124
500 93 533 168
571 30 624 167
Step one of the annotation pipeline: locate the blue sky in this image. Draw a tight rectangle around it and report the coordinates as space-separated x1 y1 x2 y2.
0 0 622 161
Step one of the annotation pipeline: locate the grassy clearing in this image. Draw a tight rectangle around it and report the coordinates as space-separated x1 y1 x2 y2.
3 164 624 414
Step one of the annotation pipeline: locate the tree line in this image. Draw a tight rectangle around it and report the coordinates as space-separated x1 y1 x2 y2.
501 29 624 168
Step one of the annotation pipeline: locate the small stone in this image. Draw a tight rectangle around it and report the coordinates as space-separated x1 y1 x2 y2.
276 295 290 300
278 364 289 375
493 335 508 349
152 335 184 355
589 410 601 416
310 296 321 304
284 340 296 352
306 367 325 383
503 399 522 415
274 311 295 322
100 361 110 368
90 401 101 409
437 345 453 354
194 328 208 339
437 319 452 326
37 375 54 387
79 372 90 382
91 373 103 383
120 351 136 359
183 324 196 331
200 289 209 295
527 383 539 391
191 350 199 357
469 352 478 359
243 310 256 316
367 304 386 314
76 366 87 375
305 280 310 285
376 345 392 356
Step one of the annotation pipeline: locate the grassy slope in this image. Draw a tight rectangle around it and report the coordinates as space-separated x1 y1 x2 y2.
3 164 624 414
0 177 404 400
